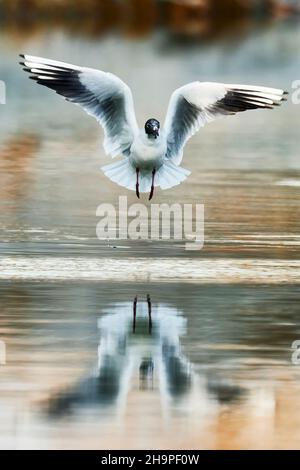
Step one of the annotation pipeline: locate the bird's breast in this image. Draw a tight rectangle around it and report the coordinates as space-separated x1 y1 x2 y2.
130 136 166 170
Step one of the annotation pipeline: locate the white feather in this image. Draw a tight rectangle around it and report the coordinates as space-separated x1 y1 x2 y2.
163 81 286 164
21 57 286 194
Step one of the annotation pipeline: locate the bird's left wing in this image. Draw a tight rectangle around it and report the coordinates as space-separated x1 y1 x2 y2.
20 54 139 158
163 81 286 164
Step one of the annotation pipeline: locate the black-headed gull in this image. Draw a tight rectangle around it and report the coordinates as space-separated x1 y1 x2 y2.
20 54 287 200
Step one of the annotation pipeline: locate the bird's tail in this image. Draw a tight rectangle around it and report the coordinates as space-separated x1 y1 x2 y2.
101 160 190 193
102 159 136 191
155 161 191 190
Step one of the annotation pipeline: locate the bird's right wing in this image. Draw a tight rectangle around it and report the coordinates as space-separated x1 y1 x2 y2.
163 82 286 165
20 54 139 158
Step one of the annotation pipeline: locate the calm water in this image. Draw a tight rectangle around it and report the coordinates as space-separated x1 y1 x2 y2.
1 282 300 449
1 19 300 449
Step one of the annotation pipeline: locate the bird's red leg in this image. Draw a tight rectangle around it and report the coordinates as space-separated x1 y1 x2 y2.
149 169 156 201
133 296 137 333
136 168 140 199
147 294 152 334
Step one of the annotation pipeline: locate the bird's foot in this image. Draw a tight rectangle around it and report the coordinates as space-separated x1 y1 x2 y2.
136 168 140 199
148 169 156 201
133 295 137 333
148 186 154 201
147 294 152 334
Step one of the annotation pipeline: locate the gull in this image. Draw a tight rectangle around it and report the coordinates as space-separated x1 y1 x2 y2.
20 54 287 200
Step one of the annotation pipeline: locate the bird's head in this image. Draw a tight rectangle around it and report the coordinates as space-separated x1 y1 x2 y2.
145 118 160 139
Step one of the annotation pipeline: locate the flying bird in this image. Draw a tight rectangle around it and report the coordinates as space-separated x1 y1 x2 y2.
20 54 287 200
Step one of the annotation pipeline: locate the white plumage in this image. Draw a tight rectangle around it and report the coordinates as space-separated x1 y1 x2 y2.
20 54 287 199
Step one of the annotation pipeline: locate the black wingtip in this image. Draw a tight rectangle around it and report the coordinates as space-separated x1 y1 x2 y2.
19 62 25 67
283 91 289 96
19 54 25 59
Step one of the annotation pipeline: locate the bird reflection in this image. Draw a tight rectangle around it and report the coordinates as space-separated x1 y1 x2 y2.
97 295 193 400
47 297 245 417
206 376 245 405
139 359 154 390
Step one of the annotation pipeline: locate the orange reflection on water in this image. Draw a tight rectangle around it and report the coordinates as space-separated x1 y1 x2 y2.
1 296 300 450
0 134 39 211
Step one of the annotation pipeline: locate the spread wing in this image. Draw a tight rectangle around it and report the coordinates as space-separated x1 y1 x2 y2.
20 54 139 158
163 81 287 164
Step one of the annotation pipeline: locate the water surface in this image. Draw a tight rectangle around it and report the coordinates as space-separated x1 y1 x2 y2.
1 20 300 449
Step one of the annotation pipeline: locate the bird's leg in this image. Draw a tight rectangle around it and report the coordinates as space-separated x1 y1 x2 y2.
147 294 152 334
133 295 137 333
149 168 156 201
136 168 140 199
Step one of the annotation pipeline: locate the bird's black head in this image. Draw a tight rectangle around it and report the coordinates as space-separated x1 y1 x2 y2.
145 118 160 139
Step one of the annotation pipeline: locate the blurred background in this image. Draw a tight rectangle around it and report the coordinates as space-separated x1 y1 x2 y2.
1 0 300 39
1 0 300 450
